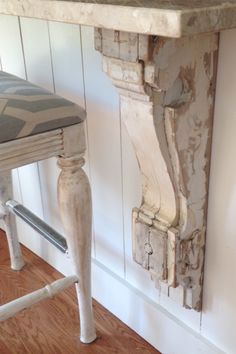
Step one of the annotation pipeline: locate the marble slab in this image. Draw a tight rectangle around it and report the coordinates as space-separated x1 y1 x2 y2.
1 0 236 37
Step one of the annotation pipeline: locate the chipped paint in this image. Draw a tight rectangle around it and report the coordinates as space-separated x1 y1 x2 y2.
95 29 219 311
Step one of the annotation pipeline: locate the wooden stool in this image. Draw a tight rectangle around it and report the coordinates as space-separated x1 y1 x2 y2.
0 71 96 343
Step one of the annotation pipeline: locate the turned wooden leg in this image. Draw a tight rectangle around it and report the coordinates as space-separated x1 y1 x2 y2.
0 171 24 271
57 155 96 344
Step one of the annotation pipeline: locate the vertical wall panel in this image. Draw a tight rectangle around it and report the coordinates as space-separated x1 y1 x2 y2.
201 29 236 353
20 18 54 91
46 21 96 256
36 21 85 232
48 22 85 107
18 17 72 274
18 16 54 222
81 26 125 277
0 15 24 231
18 16 52 220
0 15 25 77
0 15 34 249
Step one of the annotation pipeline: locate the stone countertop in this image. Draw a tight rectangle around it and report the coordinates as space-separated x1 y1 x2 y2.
0 0 236 37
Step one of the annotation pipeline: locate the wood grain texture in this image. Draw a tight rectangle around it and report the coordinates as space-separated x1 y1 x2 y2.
97 29 218 311
57 124 96 344
0 230 160 354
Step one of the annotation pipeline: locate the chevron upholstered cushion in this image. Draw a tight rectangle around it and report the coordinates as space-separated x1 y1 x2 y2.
0 71 86 144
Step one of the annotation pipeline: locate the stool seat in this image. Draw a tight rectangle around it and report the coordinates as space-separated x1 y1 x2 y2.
0 71 86 144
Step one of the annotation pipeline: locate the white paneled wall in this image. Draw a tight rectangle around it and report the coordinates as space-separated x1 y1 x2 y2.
0 14 236 354
201 29 236 354
81 26 124 276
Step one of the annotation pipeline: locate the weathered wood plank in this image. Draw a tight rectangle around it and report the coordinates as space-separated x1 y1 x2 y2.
96 30 219 310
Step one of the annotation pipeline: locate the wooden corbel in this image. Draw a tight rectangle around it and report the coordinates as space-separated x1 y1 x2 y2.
95 29 218 311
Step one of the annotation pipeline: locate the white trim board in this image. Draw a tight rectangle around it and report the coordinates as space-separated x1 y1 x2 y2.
0 229 224 354
92 259 225 354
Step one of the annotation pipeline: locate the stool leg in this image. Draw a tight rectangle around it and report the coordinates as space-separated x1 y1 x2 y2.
0 171 25 270
57 156 96 344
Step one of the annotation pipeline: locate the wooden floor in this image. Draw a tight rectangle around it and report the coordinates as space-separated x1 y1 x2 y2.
0 230 160 354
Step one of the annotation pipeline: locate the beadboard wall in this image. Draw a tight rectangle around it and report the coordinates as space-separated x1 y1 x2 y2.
0 15 236 354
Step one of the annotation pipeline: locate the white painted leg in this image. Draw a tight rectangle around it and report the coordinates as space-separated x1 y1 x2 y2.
0 275 78 322
57 155 96 344
0 171 25 270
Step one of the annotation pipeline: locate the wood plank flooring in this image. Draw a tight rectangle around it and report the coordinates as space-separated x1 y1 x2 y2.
0 230 160 354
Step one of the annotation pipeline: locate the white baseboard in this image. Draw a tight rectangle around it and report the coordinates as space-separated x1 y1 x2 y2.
0 227 224 354
92 259 225 354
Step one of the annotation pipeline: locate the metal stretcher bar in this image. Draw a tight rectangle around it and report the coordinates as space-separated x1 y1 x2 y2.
6 200 68 253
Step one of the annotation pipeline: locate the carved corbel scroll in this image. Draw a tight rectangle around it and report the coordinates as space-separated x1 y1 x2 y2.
95 29 218 311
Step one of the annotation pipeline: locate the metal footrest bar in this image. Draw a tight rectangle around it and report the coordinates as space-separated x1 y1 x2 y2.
6 200 68 253
0 275 78 321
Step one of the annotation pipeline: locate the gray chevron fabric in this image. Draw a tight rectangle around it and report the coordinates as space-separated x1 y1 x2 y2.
0 71 86 144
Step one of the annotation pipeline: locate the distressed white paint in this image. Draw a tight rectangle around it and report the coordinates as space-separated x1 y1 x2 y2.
57 125 96 344
0 171 24 270
0 122 96 344
0 14 236 354
97 31 218 311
